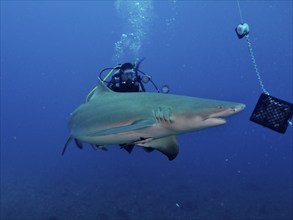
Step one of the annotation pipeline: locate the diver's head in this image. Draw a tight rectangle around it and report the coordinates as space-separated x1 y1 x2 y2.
121 69 136 82
120 63 135 72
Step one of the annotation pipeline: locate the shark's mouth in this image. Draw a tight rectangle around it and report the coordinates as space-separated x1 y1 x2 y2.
209 105 245 119
204 117 227 124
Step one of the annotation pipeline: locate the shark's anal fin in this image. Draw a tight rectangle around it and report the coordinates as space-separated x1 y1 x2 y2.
138 136 179 160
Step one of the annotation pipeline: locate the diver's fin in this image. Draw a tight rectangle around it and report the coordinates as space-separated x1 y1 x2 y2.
74 139 83 149
99 146 108 151
120 144 135 154
62 136 73 156
91 144 108 151
138 136 179 160
90 144 98 151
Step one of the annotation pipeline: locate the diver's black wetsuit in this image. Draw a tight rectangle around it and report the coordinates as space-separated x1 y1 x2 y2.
107 62 145 93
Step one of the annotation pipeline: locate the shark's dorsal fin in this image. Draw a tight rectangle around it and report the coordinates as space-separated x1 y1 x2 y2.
97 79 112 93
90 79 113 101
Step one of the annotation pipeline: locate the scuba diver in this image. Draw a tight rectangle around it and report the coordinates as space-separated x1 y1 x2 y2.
107 62 146 92
99 58 170 94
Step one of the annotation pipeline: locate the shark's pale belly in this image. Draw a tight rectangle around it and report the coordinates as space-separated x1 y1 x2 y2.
75 124 175 146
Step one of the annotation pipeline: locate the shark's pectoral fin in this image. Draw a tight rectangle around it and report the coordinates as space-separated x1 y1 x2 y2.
142 147 155 152
138 136 179 161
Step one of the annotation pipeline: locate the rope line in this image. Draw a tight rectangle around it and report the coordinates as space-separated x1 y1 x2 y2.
237 0 244 23
237 0 269 95
245 35 269 95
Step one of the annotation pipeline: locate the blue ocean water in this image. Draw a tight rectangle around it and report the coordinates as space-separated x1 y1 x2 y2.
1 1 292 220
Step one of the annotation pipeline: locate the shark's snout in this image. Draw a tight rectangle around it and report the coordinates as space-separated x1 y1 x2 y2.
209 103 246 119
233 103 246 113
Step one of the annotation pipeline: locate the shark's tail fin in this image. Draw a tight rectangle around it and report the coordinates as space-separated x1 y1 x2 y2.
61 136 73 156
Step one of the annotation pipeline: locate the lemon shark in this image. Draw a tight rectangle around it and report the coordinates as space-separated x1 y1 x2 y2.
62 80 245 160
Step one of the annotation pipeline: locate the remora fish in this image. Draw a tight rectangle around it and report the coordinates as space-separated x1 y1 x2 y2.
62 80 245 160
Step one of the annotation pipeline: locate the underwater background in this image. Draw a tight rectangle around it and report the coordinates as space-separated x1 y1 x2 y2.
1 1 292 220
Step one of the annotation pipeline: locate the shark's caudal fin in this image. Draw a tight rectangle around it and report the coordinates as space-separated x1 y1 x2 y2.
138 136 179 160
62 137 85 155
62 136 73 155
